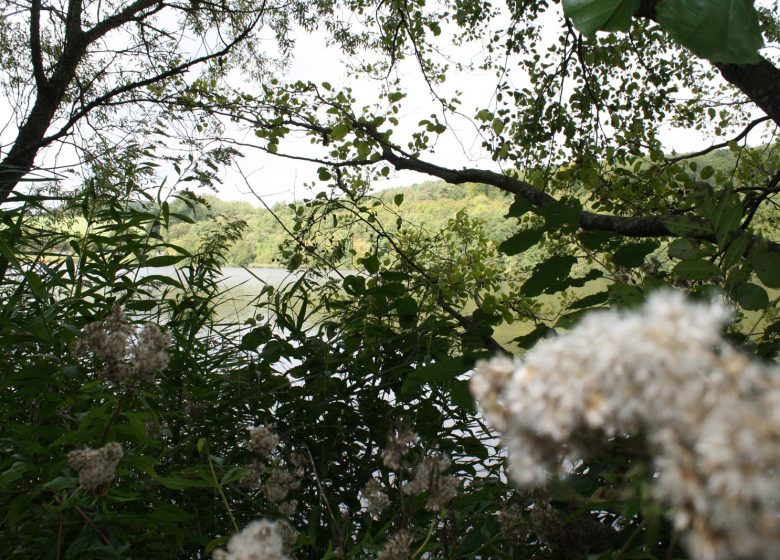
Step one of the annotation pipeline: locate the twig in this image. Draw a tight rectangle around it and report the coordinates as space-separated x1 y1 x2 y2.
205 443 239 533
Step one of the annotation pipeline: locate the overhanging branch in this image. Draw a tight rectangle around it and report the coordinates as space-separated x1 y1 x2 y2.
379 147 780 251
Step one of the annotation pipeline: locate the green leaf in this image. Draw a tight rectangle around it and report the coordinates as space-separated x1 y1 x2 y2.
401 356 472 395
395 296 418 328
499 228 544 255
491 118 505 135
394 193 404 206
536 198 582 231
330 122 351 141
579 230 617 250
568 290 610 310
43 476 78 490
513 325 550 349
239 325 272 351
476 109 493 122
450 380 476 411
361 254 380 274
673 258 721 280
668 238 701 260
656 0 764 64
750 243 780 288
710 190 742 247
343 275 366 295
144 254 187 267
505 195 533 218
664 215 713 237
521 255 578 297
608 282 644 306
722 231 749 269
563 0 640 35
612 241 659 268
733 282 769 311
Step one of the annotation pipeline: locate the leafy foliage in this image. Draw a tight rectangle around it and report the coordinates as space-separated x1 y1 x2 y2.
2 0 780 559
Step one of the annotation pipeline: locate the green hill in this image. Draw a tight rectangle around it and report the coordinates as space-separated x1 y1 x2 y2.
166 181 519 267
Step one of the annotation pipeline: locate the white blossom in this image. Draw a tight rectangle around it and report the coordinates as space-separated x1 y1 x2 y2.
212 520 291 560
472 291 780 560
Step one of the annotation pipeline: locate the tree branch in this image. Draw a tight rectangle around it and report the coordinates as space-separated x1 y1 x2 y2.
666 116 771 164
41 14 263 148
30 0 48 91
378 147 780 252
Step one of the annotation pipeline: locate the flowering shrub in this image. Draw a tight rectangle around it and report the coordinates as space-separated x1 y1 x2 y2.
473 292 780 560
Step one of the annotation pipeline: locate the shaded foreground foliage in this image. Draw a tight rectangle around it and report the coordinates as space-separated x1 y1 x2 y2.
3 0 780 559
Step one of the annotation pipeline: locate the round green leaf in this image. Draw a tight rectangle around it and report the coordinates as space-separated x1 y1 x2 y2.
563 0 640 35
656 0 764 64
734 282 769 311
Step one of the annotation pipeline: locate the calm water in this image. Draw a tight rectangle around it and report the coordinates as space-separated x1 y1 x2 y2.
143 266 612 348
140 266 350 325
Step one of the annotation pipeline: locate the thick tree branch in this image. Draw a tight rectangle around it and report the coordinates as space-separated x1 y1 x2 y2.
81 0 160 45
379 147 780 252
65 0 83 41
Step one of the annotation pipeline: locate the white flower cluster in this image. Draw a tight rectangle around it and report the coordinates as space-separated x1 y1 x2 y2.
471 291 780 560
246 425 279 456
67 442 123 491
240 426 303 514
72 305 171 385
402 453 458 512
361 478 390 518
382 430 417 471
377 529 415 560
212 520 291 560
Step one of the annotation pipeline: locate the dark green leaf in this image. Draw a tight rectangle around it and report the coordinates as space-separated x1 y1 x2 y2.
401 356 472 395
144 254 186 267
673 258 721 280
513 325 551 349
521 255 577 297
733 282 769 311
498 228 544 255
608 283 644 306
506 195 532 218
750 243 780 288
656 0 764 63
568 290 610 310
612 241 659 268
362 254 380 274
563 0 640 35
664 216 713 237
668 238 701 260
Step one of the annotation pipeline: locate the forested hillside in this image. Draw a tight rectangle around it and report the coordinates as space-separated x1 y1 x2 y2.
167 181 520 266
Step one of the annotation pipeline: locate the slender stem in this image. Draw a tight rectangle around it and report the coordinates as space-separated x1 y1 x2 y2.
75 505 111 546
99 394 126 445
56 512 63 560
615 519 646 560
411 514 437 559
205 444 239 533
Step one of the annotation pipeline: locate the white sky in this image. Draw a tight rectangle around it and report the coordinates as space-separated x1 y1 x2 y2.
219 27 505 206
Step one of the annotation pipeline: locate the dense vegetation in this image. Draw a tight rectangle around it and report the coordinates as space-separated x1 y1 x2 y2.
2 1 780 559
